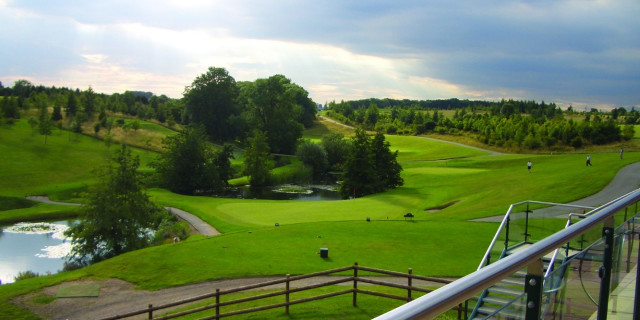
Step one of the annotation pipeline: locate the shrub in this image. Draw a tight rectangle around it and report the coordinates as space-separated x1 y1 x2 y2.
14 270 40 281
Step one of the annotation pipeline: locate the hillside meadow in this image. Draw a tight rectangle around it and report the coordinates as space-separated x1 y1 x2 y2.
0 117 638 319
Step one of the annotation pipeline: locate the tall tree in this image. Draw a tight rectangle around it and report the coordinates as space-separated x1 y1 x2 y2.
65 93 78 117
65 145 161 264
296 141 328 179
37 105 52 144
339 129 377 198
83 86 96 118
243 130 273 186
371 132 403 190
153 125 226 195
321 133 350 170
245 74 303 154
183 67 240 141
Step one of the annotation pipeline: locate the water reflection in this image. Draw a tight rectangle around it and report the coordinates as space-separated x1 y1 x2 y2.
0 221 73 285
213 184 341 201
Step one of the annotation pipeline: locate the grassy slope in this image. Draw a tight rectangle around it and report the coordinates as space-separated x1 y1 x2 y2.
0 117 638 319
0 120 157 198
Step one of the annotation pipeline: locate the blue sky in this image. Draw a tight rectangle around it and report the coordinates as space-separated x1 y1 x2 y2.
1 0 638 109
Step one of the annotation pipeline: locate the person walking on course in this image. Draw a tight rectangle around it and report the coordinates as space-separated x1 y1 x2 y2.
527 160 532 173
586 155 592 166
620 147 624 159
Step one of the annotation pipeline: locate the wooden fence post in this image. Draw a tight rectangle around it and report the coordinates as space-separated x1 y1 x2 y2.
148 304 153 320
216 289 220 320
353 262 358 307
286 274 290 314
408 268 413 301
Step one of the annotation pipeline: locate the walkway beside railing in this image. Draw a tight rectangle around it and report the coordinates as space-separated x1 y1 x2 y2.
374 188 640 320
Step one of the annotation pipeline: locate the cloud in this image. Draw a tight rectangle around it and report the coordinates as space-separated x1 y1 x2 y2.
0 0 638 107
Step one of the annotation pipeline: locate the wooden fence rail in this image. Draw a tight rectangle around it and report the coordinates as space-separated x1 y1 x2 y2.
99 263 459 320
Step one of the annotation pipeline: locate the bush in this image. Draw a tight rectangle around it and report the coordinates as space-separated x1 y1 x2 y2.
296 141 328 179
14 270 40 281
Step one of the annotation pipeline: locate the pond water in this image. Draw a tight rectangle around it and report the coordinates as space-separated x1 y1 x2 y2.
213 184 341 201
0 220 73 285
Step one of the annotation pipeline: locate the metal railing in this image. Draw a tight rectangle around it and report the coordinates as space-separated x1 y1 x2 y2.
374 188 640 320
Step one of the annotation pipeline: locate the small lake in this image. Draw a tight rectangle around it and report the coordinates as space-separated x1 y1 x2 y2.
213 184 341 201
0 220 73 285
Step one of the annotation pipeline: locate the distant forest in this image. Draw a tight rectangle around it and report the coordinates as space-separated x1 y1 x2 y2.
326 98 637 150
1 78 637 152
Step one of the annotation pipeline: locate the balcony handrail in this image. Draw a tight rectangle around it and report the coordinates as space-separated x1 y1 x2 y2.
477 200 595 270
374 188 640 320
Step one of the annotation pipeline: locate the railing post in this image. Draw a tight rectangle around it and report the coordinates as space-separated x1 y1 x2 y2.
286 274 290 314
524 203 532 243
597 217 615 320
525 259 543 320
353 262 358 307
148 304 153 320
215 288 220 320
634 232 640 319
408 268 413 301
504 214 510 252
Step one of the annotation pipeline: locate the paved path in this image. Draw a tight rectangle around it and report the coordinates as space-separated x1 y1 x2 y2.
25 196 220 236
473 161 640 222
164 207 220 236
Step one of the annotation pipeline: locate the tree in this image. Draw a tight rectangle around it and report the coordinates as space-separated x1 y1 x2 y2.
65 145 162 264
37 105 52 144
339 130 403 199
243 75 303 154
287 83 317 128
340 129 377 198
65 93 78 117
183 67 240 141
214 144 235 186
296 141 328 179
153 125 227 195
370 132 403 190
321 133 350 170
243 130 273 186
51 105 63 121
83 86 96 117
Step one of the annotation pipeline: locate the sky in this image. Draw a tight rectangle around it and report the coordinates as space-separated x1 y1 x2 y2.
1 0 639 109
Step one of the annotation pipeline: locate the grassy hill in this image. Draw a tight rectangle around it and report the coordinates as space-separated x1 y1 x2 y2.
0 116 638 319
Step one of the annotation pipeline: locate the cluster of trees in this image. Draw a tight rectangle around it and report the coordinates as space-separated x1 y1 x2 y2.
295 130 403 199
183 67 317 154
326 99 637 150
152 125 234 195
0 80 183 127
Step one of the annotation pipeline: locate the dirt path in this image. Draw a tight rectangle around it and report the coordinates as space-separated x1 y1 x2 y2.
13 275 455 320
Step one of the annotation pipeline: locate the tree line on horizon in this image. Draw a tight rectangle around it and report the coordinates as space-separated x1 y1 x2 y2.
326 98 637 150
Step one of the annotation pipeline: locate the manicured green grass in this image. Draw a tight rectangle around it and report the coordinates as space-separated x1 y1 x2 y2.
0 119 157 197
83 220 496 289
1 116 639 319
0 203 83 225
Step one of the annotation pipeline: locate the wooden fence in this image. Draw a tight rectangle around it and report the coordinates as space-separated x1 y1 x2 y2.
99 263 460 320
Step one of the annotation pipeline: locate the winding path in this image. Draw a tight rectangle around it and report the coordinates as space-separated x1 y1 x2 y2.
25 196 220 236
473 161 640 222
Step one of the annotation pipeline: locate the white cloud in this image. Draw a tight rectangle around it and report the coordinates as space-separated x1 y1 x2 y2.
0 0 638 107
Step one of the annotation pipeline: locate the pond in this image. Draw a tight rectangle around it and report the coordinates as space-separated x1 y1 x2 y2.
213 184 341 201
0 220 73 285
